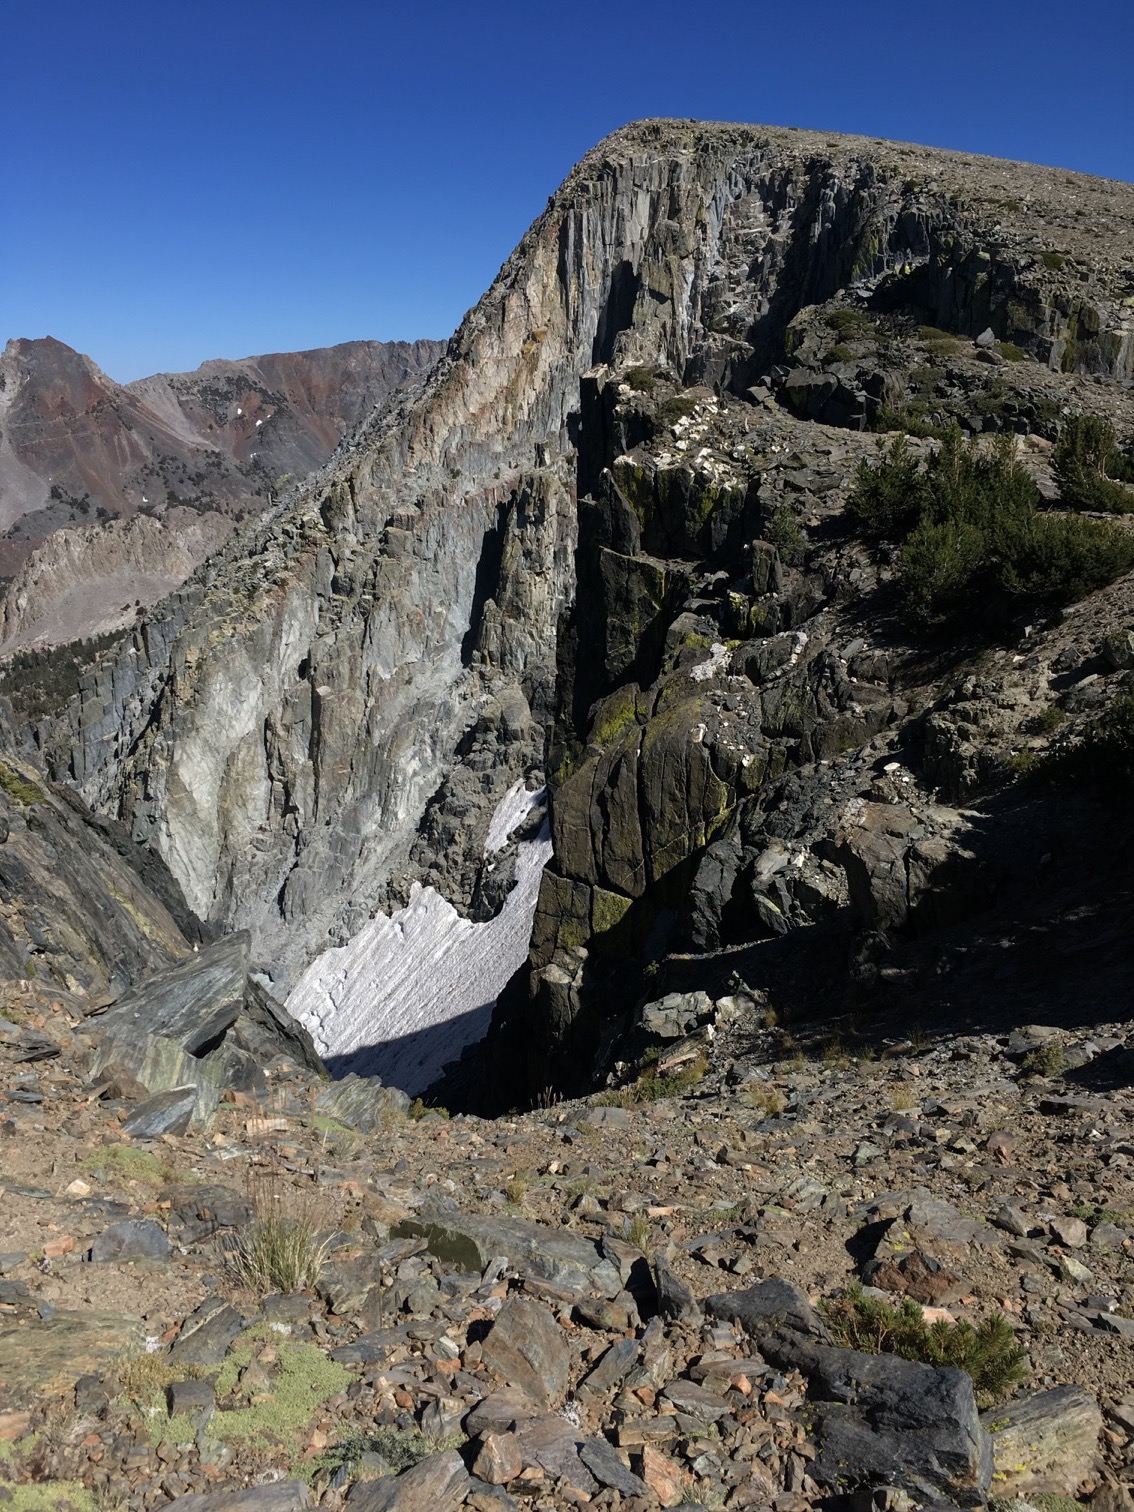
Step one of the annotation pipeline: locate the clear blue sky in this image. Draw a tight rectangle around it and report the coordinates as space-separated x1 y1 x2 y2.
3 0 1131 383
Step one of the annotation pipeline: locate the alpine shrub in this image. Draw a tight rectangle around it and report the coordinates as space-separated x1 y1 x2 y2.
1053 415 1134 513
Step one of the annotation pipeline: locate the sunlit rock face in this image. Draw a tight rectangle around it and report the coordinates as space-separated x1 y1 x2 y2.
25 120 1134 1069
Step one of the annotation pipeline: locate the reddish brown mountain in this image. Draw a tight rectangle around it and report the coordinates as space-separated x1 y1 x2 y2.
0 334 444 579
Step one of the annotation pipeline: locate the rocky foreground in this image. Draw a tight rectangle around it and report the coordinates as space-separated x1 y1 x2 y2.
0 933 1131 1510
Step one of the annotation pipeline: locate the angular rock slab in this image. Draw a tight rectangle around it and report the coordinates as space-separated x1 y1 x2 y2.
89 1218 170 1263
983 1385 1102 1497
315 1073 410 1133
97 932 250 1055
91 1029 222 1124
705 1277 827 1339
345 1448 471 1509
161 1485 310 1510
513 1415 598 1494
579 1435 649 1497
121 1086 199 1138
753 1325 991 1506
392 1212 622 1297
481 1296 570 1409
0 1310 146 1397
168 1297 244 1368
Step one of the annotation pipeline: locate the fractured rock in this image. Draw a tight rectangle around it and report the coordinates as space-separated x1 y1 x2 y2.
984 1385 1103 1497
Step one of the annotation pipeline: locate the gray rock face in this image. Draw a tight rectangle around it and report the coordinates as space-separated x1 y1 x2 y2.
314 1073 410 1132
0 762 194 997
32 121 1132 1012
96 932 248 1056
88 933 322 1124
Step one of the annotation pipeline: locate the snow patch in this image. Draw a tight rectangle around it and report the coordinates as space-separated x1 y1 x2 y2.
285 781 552 1096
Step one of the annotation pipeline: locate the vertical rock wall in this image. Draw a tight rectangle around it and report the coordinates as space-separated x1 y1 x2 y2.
25 122 1134 1008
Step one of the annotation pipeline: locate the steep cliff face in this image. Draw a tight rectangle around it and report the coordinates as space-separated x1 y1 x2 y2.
17 121 1134 1055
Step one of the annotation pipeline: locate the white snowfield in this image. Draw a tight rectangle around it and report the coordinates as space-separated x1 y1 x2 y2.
286 782 552 1096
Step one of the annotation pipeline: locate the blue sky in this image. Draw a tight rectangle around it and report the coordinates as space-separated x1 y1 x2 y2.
3 0 1131 382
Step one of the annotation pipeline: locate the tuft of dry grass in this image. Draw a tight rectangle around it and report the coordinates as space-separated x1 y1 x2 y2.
741 1083 786 1118
228 1167 337 1296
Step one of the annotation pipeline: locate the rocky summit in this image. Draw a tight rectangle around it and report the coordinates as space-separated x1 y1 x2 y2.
0 118 1130 1510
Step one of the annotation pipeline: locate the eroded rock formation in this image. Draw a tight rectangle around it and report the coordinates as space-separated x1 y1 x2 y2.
4 118 1134 1092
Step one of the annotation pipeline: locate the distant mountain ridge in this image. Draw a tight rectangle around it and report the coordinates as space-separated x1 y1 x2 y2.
0 333 445 649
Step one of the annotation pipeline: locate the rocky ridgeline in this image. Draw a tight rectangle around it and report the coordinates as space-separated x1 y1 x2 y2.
0 118 1132 1508
0 944 1131 1510
15 120 1134 999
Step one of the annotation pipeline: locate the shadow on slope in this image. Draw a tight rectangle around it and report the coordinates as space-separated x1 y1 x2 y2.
322 999 496 1103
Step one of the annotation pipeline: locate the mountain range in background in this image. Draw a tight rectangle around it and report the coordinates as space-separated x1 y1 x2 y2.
0 334 444 651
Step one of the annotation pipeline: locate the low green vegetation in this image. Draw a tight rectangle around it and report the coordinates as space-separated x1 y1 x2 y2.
593 1051 709 1107
826 307 873 341
847 427 1134 633
765 504 806 564
209 1337 352 1450
1016 693 1134 796
1053 414 1134 513
1021 1043 1065 1077
821 1284 1028 1405
0 761 46 807
80 1146 175 1187
308 1427 464 1489
655 393 700 428
623 366 659 393
0 630 126 721
0 1483 95 1511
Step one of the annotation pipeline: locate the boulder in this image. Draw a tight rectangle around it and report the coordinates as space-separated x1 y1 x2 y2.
314 1073 410 1132
346 1449 471 1510
481 1297 570 1409
391 1212 622 1297
727 1318 991 1505
95 933 249 1055
88 1219 170 1263
983 1385 1103 1497
705 1277 827 1339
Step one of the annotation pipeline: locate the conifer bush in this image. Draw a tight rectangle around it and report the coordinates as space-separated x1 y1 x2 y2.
821 1283 1028 1405
847 426 1134 632
1052 414 1134 513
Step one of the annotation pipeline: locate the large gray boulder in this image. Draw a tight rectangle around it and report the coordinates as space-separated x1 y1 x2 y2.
391 1211 623 1298
88 933 323 1125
